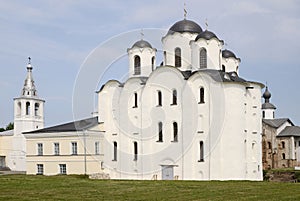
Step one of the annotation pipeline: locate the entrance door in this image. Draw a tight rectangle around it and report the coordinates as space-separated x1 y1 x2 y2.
162 165 174 180
0 156 6 168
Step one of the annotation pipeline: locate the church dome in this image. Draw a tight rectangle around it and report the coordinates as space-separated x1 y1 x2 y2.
168 19 203 35
132 40 152 48
222 49 238 59
195 30 219 41
263 87 271 99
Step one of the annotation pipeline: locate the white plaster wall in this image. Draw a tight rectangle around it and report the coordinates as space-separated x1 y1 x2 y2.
99 66 263 180
191 39 223 71
128 47 156 78
162 33 198 70
221 57 240 73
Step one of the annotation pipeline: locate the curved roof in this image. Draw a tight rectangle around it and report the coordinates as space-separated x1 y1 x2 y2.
168 19 203 35
262 102 276 109
131 40 152 48
263 87 271 99
222 49 238 59
195 30 219 41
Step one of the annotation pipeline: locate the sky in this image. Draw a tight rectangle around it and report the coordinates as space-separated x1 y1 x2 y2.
1 0 300 128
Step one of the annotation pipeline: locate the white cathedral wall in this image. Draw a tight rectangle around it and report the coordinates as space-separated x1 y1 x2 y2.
162 33 198 70
221 57 240 73
99 66 263 180
128 47 156 78
190 39 222 71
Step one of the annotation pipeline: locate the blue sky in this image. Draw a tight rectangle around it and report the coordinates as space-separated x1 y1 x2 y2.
1 0 300 127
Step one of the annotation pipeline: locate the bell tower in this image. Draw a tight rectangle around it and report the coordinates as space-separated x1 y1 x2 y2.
262 86 276 119
14 57 45 135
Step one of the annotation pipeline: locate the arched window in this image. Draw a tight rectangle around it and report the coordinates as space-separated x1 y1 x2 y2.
175 48 181 67
34 103 39 116
151 56 155 71
113 141 117 161
26 102 30 115
133 141 138 161
199 87 205 104
157 90 162 106
133 92 138 108
282 153 286 160
262 111 265 119
222 65 226 72
17 102 21 116
173 122 178 142
199 141 204 162
281 141 285 149
200 48 207 69
134 55 141 75
158 122 163 142
172 89 177 105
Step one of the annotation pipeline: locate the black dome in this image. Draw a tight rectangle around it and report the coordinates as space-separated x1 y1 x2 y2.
263 87 271 99
195 30 218 41
132 40 152 48
222 49 237 59
168 19 203 34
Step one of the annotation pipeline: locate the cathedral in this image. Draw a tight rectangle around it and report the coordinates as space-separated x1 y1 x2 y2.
0 17 269 180
98 18 263 180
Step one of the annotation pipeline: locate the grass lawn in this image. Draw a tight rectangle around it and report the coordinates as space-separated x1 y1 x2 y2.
0 175 299 200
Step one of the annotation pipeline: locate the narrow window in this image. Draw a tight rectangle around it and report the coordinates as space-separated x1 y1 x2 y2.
158 122 163 142
199 141 204 162
268 142 272 149
172 89 177 105
151 56 155 71
37 143 43 156
199 87 205 103
175 47 181 67
95 141 100 155
26 102 30 115
262 111 265 118
173 122 178 142
34 103 39 116
281 141 285 149
133 141 138 161
164 51 167 65
59 164 67 174
157 91 162 106
54 143 60 155
298 141 300 147
134 55 141 75
200 48 207 69
17 102 21 116
37 164 44 175
71 142 78 155
222 65 225 72
133 92 138 108
113 141 117 161
273 111 275 118
282 153 286 160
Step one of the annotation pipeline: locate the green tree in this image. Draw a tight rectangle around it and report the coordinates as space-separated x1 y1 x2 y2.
0 128 5 132
5 122 14 131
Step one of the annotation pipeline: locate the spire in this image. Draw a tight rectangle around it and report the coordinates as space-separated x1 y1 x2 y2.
205 18 208 30
22 57 37 97
184 2 187 19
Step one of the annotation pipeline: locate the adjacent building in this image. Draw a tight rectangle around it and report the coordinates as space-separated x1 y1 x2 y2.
262 87 300 169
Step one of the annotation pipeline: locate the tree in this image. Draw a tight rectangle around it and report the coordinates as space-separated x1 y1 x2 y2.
0 128 5 132
5 122 14 131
